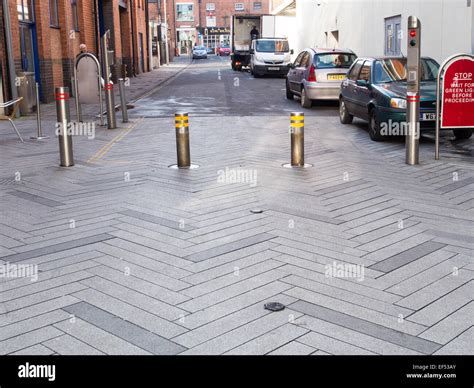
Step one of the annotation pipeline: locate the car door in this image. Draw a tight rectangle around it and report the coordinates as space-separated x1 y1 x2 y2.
353 60 372 119
295 52 311 93
342 59 364 115
288 51 304 92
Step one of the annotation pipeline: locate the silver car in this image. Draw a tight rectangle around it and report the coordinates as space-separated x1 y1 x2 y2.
286 48 357 108
193 46 208 59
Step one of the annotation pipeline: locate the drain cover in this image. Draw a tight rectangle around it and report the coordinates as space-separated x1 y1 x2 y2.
264 302 285 312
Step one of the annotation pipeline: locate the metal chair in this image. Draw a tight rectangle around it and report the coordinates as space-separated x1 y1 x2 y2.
0 97 24 142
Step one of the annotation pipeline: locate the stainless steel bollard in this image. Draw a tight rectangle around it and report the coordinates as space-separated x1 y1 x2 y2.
406 92 420 165
290 112 305 167
175 112 191 168
55 87 74 167
31 82 49 140
102 32 117 129
118 78 128 123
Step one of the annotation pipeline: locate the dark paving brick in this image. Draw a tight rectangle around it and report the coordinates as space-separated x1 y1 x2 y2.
7 190 64 207
290 300 442 354
63 302 186 355
368 241 447 273
0 234 114 262
437 177 474 194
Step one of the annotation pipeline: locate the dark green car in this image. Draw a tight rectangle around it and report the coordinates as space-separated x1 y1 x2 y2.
339 56 473 141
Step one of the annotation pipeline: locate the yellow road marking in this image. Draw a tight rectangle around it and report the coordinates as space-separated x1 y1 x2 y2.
87 118 143 164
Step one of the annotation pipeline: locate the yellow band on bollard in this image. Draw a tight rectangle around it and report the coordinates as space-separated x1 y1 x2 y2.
290 122 304 128
175 123 189 128
290 115 304 121
175 115 189 120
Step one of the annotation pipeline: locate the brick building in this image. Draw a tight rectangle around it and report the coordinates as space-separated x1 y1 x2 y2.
172 0 270 55
1 0 151 105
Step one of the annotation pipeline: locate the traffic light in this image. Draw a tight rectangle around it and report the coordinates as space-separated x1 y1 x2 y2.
409 29 417 46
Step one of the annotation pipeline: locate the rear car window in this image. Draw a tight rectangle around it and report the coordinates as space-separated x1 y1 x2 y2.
314 53 357 69
373 58 440 83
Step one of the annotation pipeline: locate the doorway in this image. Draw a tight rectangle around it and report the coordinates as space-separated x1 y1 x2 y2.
385 16 402 56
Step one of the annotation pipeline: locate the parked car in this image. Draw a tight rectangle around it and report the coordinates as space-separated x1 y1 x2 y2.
286 48 357 108
249 38 293 77
193 46 208 59
339 56 472 141
218 45 231 56
206 47 214 55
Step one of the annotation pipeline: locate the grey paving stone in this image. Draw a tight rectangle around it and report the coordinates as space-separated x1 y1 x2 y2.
43 334 105 355
11 344 56 355
6 190 64 207
289 300 441 354
270 204 344 225
268 340 316 355
369 241 447 273
0 326 63 355
297 331 375 355
120 209 195 231
63 302 186 355
433 327 474 355
54 318 151 355
0 234 114 263
184 233 277 262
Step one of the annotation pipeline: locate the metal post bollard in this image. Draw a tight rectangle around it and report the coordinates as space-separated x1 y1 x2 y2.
169 113 198 169
31 82 49 140
55 87 74 167
102 32 117 129
118 78 128 123
291 112 305 166
176 112 190 167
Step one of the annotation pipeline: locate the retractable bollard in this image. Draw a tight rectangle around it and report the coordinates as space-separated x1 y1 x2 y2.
31 82 49 140
283 112 311 168
406 16 421 165
102 32 117 129
169 113 198 169
55 87 74 167
118 78 128 123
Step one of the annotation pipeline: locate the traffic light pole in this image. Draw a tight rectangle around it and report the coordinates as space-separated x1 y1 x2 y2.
406 16 421 165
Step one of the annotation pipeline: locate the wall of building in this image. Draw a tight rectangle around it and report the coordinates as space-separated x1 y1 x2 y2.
296 0 473 64
3 0 150 104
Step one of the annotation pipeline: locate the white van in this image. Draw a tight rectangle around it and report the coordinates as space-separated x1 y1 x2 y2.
249 38 293 77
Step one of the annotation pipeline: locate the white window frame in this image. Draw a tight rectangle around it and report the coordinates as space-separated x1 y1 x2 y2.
206 3 215 11
176 2 194 22
235 3 244 11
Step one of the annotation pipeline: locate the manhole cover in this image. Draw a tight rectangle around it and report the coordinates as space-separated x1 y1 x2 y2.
264 302 285 312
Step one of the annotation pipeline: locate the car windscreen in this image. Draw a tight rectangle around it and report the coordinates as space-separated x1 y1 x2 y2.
255 40 289 53
194 46 206 50
374 58 440 83
314 53 357 69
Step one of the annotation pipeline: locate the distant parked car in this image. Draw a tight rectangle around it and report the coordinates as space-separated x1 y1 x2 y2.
206 47 214 55
217 45 231 56
193 46 208 59
286 48 357 108
338 56 472 141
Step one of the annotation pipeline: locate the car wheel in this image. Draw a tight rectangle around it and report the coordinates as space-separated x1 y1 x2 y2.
339 98 353 124
286 80 294 100
368 109 383 141
453 129 473 140
301 87 312 109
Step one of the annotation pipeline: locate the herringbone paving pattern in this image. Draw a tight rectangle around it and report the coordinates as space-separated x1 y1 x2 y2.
0 108 472 354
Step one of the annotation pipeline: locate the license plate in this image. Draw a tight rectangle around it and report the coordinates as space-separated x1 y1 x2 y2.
420 113 437 121
268 67 280 71
327 74 345 81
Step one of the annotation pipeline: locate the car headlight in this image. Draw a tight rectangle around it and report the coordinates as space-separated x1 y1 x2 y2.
390 98 407 109
255 55 265 62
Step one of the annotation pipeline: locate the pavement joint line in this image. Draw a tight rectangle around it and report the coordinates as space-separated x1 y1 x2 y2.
87 118 144 164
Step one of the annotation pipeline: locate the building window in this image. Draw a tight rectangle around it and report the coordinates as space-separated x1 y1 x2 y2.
206 16 216 27
177 3 194 21
253 2 262 10
71 0 79 31
17 0 34 22
206 3 215 11
235 3 244 11
49 0 59 27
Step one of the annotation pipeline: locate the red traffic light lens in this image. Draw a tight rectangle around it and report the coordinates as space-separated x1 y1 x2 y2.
409 30 417 37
